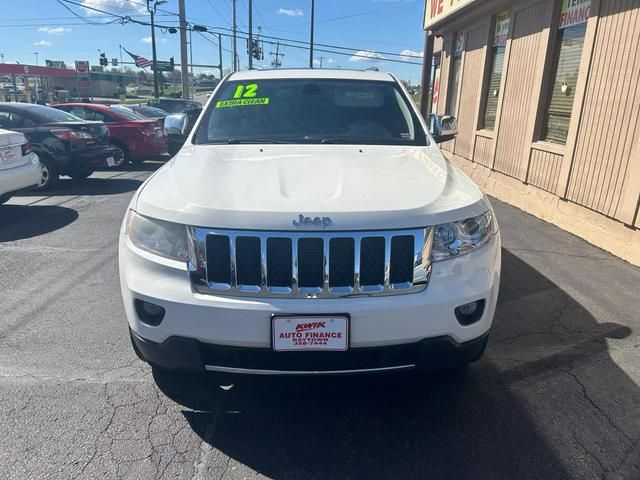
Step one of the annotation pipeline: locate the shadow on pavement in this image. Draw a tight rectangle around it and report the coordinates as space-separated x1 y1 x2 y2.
153 248 638 479
0 205 78 241
13 178 143 197
95 159 168 173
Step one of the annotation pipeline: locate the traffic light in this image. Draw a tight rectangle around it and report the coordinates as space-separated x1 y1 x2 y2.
99 52 108 67
248 40 263 61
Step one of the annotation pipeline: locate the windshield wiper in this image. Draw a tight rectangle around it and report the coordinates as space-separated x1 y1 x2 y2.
208 138 289 144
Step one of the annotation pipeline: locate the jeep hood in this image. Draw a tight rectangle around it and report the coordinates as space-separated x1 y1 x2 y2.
135 144 486 230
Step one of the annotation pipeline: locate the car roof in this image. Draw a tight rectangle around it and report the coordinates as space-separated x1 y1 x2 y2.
228 68 396 82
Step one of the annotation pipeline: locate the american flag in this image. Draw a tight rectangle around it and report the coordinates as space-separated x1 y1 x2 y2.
123 47 153 68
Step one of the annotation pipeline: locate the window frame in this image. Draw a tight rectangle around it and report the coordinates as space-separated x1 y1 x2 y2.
536 2 590 145
478 10 511 132
445 31 465 117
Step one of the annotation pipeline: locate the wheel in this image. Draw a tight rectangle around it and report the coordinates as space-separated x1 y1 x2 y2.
35 155 59 191
110 143 128 168
111 142 132 165
68 168 94 180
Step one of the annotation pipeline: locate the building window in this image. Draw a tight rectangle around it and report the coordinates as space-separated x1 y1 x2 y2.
542 0 591 144
447 32 464 116
482 11 510 130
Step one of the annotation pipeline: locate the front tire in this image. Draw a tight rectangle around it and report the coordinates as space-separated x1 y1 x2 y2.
36 155 59 191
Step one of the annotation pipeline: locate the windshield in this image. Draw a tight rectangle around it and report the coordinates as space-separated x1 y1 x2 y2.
28 105 84 123
110 105 146 121
195 78 427 145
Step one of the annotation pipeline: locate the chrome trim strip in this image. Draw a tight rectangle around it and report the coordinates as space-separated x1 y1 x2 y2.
188 227 432 298
383 235 392 291
229 234 237 288
204 364 416 375
259 236 268 293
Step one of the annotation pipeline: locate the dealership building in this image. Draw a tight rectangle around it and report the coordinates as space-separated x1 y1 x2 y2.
421 0 639 265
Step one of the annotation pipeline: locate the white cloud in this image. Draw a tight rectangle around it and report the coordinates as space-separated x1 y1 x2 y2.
349 50 384 62
33 40 52 46
38 27 72 35
141 36 166 44
277 8 303 16
327 58 335 64
399 49 423 60
81 0 146 15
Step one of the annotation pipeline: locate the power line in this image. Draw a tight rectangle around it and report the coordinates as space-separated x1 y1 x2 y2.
54 0 422 66
205 0 231 25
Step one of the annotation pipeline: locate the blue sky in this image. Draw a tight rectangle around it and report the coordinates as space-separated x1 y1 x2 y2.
1 0 426 83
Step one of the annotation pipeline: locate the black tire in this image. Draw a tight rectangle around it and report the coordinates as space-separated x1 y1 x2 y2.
68 168 94 180
110 142 129 168
35 155 59 191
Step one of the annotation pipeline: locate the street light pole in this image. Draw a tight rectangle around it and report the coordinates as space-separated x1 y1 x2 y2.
232 0 238 71
34 52 39 66
248 0 253 70
146 0 163 99
309 0 315 68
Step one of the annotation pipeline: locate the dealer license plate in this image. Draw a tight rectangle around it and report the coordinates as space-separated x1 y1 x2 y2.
272 315 349 352
106 156 116 167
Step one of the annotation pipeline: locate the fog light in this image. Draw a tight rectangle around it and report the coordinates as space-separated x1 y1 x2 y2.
134 299 166 326
454 299 485 326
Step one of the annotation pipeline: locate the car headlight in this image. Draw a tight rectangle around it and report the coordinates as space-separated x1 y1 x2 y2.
432 211 494 261
126 210 189 261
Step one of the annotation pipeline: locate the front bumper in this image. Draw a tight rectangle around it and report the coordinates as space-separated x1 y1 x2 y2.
119 228 501 371
130 327 489 373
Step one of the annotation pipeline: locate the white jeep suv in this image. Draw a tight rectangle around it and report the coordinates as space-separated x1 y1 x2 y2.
119 69 501 375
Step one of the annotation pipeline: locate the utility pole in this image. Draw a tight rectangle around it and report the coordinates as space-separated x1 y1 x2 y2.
248 0 253 70
189 29 194 83
178 0 190 100
270 42 284 69
34 52 39 66
232 0 238 71
146 0 163 98
309 0 315 68
218 33 223 79
319 56 323 68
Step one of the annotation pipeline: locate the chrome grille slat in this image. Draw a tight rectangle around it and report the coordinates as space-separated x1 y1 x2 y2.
188 227 432 298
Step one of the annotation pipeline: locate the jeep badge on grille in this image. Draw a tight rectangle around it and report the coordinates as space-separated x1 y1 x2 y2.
293 215 332 228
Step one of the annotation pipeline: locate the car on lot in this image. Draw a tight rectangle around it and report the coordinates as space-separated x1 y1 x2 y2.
120 69 501 376
0 128 41 204
146 98 202 155
53 103 168 165
0 103 117 189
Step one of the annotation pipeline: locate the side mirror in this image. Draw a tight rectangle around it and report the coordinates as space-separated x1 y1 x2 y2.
164 113 189 137
429 114 458 143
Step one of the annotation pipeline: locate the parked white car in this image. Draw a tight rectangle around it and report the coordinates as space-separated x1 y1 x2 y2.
0 128 41 204
119 69 501 375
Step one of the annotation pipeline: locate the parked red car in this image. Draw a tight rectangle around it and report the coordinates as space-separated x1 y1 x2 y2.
52 103 167 166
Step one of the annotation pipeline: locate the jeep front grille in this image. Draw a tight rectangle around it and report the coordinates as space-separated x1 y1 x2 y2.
188 227 433 298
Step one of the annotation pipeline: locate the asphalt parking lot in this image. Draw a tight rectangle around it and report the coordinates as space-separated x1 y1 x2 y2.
1 159 639 480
